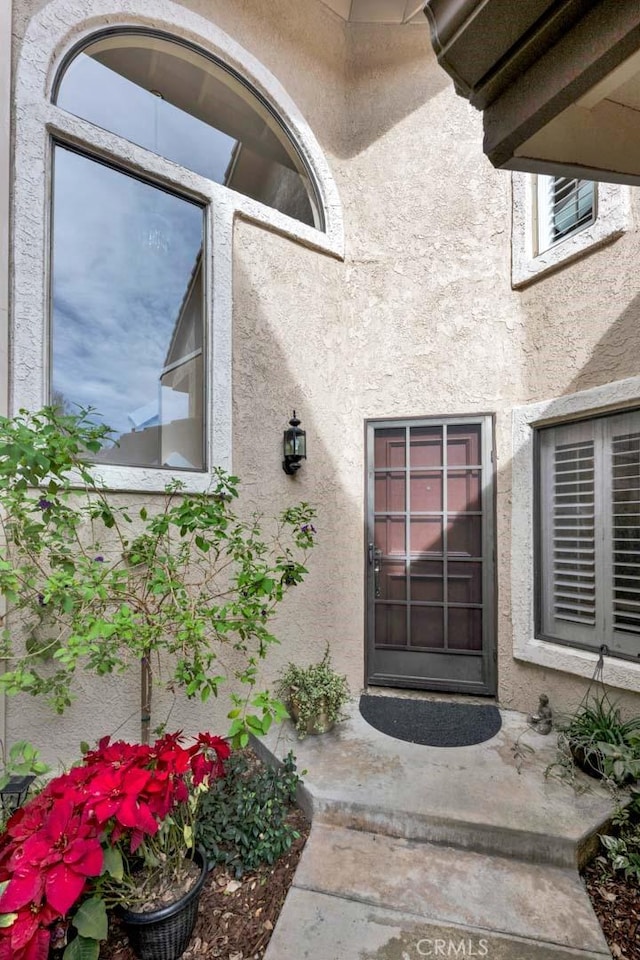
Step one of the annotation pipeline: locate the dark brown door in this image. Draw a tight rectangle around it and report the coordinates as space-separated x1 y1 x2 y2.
366 417 496 695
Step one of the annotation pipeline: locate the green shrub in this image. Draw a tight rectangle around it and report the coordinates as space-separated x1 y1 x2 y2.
196 751 303 877
598 790 640 882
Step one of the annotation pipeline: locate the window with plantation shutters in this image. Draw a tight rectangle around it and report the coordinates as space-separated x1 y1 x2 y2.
536 176 596 254
538 410 640 659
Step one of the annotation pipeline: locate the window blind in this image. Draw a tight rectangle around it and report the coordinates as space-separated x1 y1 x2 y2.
550 178 595 243
536 176 596 253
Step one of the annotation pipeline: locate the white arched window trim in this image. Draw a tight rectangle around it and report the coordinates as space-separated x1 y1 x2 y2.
12 0 344 492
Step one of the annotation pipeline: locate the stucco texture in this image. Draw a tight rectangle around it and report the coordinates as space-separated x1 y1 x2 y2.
7 0 640 763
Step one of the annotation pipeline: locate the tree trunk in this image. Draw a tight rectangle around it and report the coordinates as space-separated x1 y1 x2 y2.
140 653 152 744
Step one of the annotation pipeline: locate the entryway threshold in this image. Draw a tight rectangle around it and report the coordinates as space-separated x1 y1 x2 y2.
255 700 615 868
255 701 616 960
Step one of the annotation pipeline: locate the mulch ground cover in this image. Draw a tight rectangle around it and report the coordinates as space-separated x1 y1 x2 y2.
100 806 308 960
583 861 640 959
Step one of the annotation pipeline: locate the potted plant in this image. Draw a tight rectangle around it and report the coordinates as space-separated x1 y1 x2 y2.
0 729 230 960
277 646 350 739
560 694 640 785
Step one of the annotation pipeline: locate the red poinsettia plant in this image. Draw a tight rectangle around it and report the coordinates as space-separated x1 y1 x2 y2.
0 730 230 960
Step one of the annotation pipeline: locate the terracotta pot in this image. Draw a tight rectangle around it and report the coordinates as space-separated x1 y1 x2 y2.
289 694 334 736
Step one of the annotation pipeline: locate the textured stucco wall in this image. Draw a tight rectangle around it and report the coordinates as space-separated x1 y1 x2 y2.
7 0 640 763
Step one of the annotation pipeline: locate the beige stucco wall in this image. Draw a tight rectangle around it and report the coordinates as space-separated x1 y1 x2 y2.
6 0 640 763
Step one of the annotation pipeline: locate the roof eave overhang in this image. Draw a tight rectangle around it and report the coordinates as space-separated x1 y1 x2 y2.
424 0 640 183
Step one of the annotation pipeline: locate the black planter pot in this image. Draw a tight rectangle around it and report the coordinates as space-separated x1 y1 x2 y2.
119 850 207 960
570 742 605 780
569 741 636 785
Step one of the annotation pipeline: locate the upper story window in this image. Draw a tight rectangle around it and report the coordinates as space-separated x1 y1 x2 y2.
55 33 320 228
535 176 596 254
12 5 342 492
45 30 325 474
51 146 206 470
511 172 630 288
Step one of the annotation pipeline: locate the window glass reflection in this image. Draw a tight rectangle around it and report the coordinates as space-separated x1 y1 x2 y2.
56 35 318 227
51 146 205 470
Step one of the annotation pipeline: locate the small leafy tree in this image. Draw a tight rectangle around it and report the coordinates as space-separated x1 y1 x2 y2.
0 407 316 744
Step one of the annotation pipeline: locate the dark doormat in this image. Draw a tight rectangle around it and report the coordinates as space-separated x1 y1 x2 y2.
359 695 502 747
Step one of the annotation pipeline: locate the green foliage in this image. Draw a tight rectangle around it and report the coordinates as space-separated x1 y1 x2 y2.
558 693 640 785
100 846 124 883
597 790 640 882
0 739 49 793
70 898 108 941
196 751 302 877
63 935 100 960
277 645 350 738
0 407 317 742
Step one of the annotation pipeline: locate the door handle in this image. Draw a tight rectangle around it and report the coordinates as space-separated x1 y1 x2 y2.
369 543 382 597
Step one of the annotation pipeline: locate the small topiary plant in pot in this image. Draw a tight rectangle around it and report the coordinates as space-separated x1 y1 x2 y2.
277 646 350 739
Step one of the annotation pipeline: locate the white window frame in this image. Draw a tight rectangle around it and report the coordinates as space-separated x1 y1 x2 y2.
512 375 640 693
11 0 344 493
511 172 630 289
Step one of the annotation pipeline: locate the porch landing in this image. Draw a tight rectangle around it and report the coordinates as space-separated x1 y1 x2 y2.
255 700 616 960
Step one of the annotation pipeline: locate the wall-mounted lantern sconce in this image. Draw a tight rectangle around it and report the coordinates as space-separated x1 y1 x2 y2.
282 411 307 475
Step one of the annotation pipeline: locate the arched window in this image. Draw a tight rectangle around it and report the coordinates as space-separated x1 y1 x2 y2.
54 33 321 228
47 31 322 473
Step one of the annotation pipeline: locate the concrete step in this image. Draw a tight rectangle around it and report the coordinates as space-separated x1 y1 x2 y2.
264 824 611 960
294 824 609 953
255 704 617 868
265 889 610 960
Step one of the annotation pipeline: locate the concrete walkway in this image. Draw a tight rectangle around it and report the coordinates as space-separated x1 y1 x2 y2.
256 699 617 960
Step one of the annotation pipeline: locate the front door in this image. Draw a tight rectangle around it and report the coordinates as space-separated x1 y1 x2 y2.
366 416 496 695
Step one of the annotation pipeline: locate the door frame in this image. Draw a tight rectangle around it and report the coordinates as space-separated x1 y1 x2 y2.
364 413 497 696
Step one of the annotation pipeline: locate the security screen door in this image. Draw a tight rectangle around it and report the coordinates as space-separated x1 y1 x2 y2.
366 417 496 695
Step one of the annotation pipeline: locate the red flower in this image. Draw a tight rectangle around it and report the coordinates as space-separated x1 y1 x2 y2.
144 770 188 821
6 799 103 916
0 728 229 960
84 737 152 768
195 732 231 759
0 870 44 911
190 733 230 785
144 737 193 819
0 915 52 960
86 765 157 836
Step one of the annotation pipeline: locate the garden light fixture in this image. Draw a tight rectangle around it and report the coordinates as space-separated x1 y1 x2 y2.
0 774 35 814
